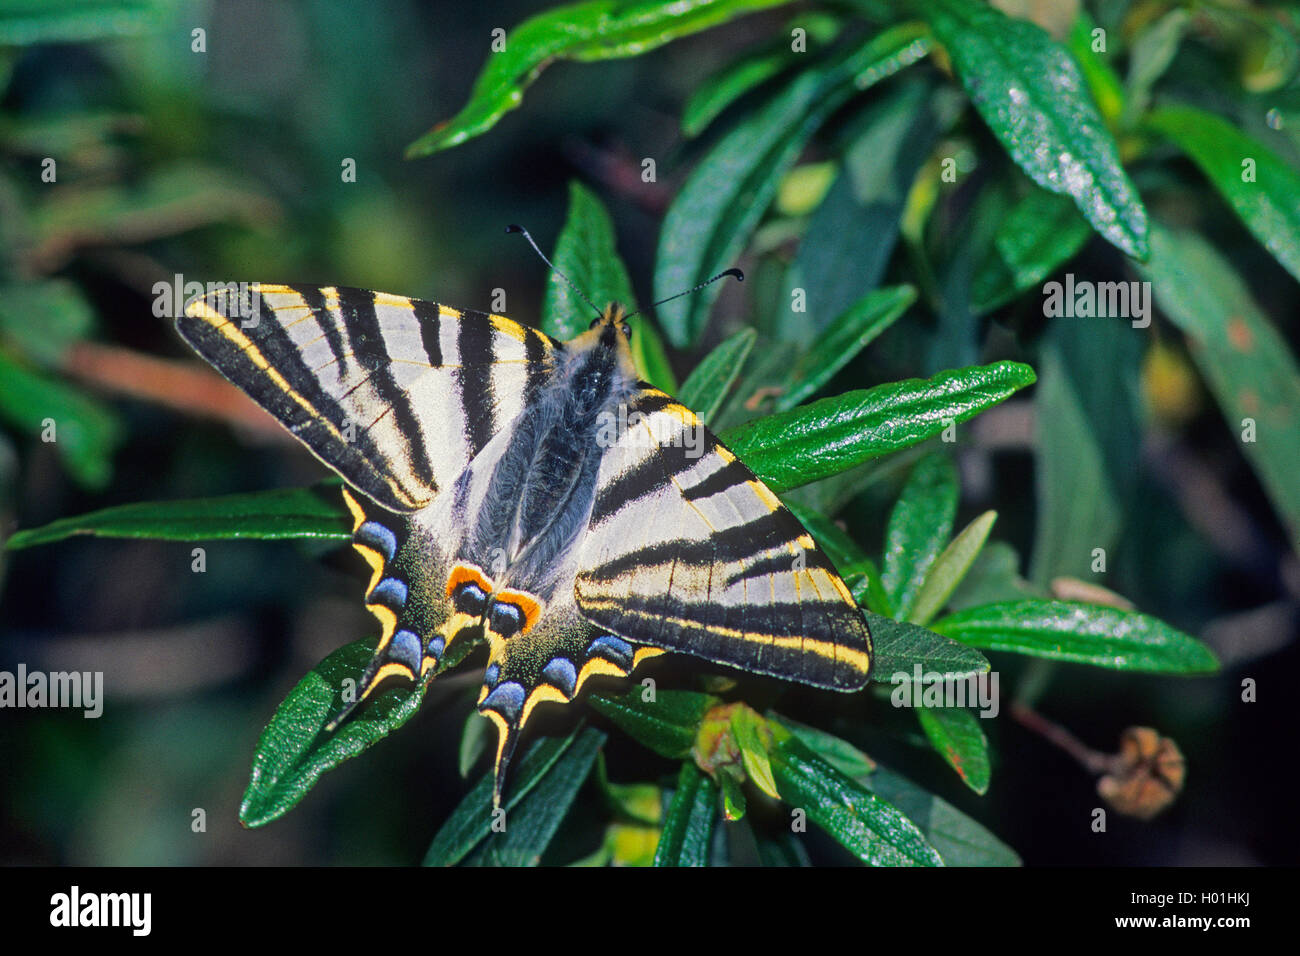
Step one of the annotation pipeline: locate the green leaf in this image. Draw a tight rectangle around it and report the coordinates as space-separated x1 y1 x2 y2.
0 0 173 45
422 725 593 866
721 360 1037 494
0 279 95 367
730 705 778 799
656 22 932 346
1123 9 1188 124
971 187 1093 315
868 764 1019 866
916 705 991 794
677 327 755 423
881 453 957 621
924 0 1148 259
458 708 490 778
776 285 916 410
406 0 798 157
630 318 679 394
463 727 605 866
910 510 997 626
931 600 1220 673
542 180 636 340
778 716 876 781
1066 11 1125 127
866 611 990 683
587 686 719 760
7 483 351 550
947 539 1036 610
1146 104 1300 284
0 349 122 490
1139 223 1300 548
784 502 868 576
239 638 427 828
768 730 943 866
655 762 718 866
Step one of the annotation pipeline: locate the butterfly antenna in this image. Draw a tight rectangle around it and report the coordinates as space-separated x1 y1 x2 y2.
506 224 603 318
624 267 744 320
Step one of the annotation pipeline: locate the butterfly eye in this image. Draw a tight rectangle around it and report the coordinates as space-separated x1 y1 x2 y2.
487 601 526 639
621 323 632 338
452 581 488 617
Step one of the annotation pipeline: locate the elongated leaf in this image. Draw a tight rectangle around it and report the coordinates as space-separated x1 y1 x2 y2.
722 360 1036 494
0 279 95 367
1146 104 1300 284
881 453 957 621
406 0 797 157
630 318 678 394
239 638 426 828
785 501 868 574
948 540 1036 610
588 686 719 759
776 284 916 410
924 0 1148 259
869 764 1019 866
655 762 718 866
7 484 351 550
932 600 1219 673
542 180 636 340
971 187 1093 315
0 0 172 45
1140 224 1300 547
768 730 943 866
656 22 931 345
464 727 605 866
423 726 588 866
0 349 121 489
678 328 755 422
866 611 990 682
910 510 997 626
1066 11 1124 127
917 705 991 794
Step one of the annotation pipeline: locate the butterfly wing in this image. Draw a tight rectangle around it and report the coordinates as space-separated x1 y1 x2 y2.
178 283 559 513
574 387 872 691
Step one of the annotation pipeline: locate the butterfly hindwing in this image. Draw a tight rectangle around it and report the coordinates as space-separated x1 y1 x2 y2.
575 387 872 691
179 283 560 513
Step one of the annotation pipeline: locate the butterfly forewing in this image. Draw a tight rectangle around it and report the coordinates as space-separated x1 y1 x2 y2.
178 283 559 513
575 388 872 691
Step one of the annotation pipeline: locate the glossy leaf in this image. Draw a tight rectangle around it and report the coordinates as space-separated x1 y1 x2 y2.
406 0 797 157
463 727 605 866
587 686 719 759
655 762 717 866
1140 224 1300 548
7 483 351 550
932 600 1219 673
678 328 756 423
422 725 592 866
721 360 1037 494
239 638 426 828
916 705 991 794
881 453 957 621
866 611 990 683
542 180 637 340
924 0 1148 259
768 730 943 866
1146 104 1300 284
656 22 931 346
971 187 1093 315
909 510 997 626
776 284 916 410
869 764 1019 866
0 349 122 490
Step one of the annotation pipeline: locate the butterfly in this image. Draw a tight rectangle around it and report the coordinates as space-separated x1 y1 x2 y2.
177 236 872 807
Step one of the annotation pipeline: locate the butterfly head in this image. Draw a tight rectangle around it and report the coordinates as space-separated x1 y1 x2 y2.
589 303 632 341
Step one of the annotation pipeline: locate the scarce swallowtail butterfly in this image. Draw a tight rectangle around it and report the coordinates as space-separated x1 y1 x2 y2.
177 232 872 807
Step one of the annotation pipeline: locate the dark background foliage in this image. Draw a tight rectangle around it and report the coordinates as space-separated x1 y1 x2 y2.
0 0 1296 865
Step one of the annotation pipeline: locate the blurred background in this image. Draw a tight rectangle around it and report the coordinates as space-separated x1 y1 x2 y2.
0 0 1297 865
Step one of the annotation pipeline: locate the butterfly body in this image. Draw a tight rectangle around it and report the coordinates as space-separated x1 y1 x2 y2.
179 282 871 805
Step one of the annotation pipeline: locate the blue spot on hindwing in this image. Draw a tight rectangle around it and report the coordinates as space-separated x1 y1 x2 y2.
480 681 526 723
425 634 445 663
588 634 633 669
355 521 398 561
368 577 408 611
388 630 421 672
484 663 500 687
541 657 577 697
